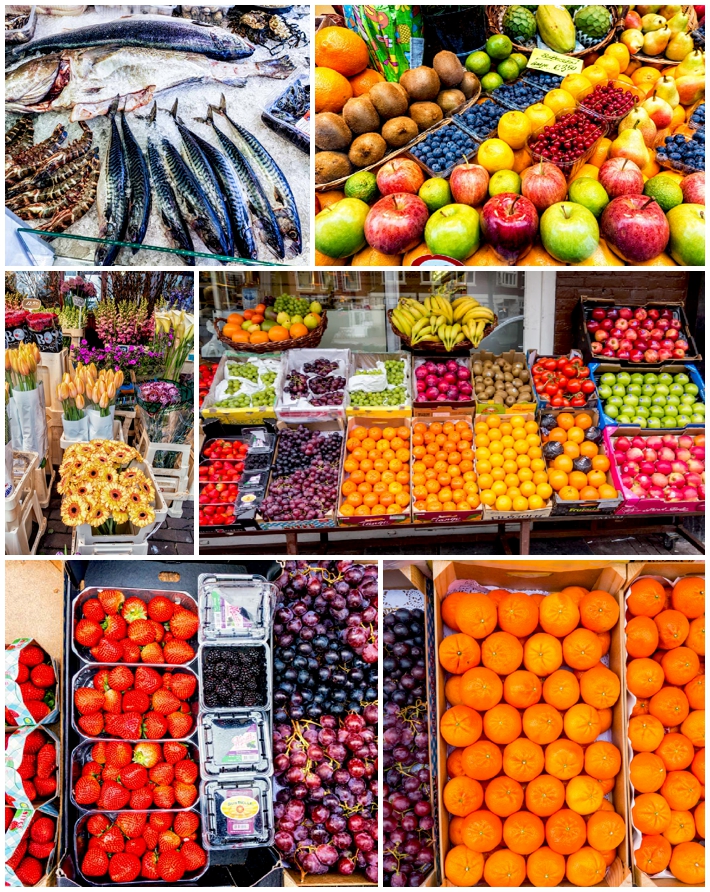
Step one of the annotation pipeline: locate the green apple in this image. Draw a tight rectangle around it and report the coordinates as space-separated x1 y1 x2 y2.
631 416 648 427
309 300 322 314
568 178 610 218
481 72 504 92
658 373 673 384
677 414 691 426
618 414 632 424
674 373 690 385
685 383 699 396
314 197 369 257
489 170 522 196
540 202 600 263
617 372 631 386
605 404 619 418
630 374 644 384
465 51 491 76
647 416 662 428
649 406 665 418
643 373 659 384
600 373 616 386
419 177 453 213
424 204 480 261
598 384 612 399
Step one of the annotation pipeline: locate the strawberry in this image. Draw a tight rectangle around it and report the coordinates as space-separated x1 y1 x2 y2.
98 589 125 616
128 619 156 646
163 640 195 665
126 837 147 857
78 714 104 737
142 824 160 849
162 741 188 764
82 599 106 623
75 619 103 648
91 741 107 764
174 781 198 808
174 759 198 785
142 711 168 740
151 813 175 832
17 753 36 779
166 711 193 738
97 825 125 854
134 667 162 695
148 762 174 786
173 811 200 839
107 666 134 692
103 689 122 714
28 839 55 859
20 682 45 702
102 614 127 641
151 620 165 643
36 743 56 779
97 780 131 811
15 663 29 683
81 848 109 878
23 778 37 800
116 812 147 839
180 840 207 871
23 729 46 754
30 664 55 689
90 638 124 663
140 643 164 664
82 760 103 779
102 764 122 783
93 669 110 691
130 786 153 810
105 741 133 768
105 713 142 740
158 850 186 882
7 838 27 871
169 608 199 641
109 852 141 883
122 690 150 714
122 597 148 623
19 645 45 667
27 700 51 722
141 850 160 880
87 815 110 836
75 688 105 715
132 742 162 768
120 639 142 663
119 763 148 791
148 596 175 623
152 689 180 716
152 785 176 809
14 856 44 885
30 815 55 843
33 776 57 797
159 830 181 851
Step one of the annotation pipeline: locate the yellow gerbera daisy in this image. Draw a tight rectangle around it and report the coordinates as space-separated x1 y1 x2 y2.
103 483 128 512
127 490 148 507
87 505 109 528
129 504 155 528
60 496 89 527
112 511 129 525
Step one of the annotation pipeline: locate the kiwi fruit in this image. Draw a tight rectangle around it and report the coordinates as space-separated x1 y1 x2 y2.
315 151 352 185
437 89 466 113
348 132 387 168
381 116 419 148
408 101 443 132
459 71 480 100
368 81 409 119
342 96 380 135
399 66 440 101
433 50 465 88
314 113 352 151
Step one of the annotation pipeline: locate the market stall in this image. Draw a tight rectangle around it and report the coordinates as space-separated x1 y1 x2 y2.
197 269 704 556
314 5 705 268
5 4 309 267
5 271 195 556
383 558 705 887
4 558 378 887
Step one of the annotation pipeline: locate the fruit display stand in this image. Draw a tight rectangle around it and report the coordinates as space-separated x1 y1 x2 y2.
431 559 633 888
472 351 537 416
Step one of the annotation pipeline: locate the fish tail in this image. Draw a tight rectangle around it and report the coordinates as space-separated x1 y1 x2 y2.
254 56 296 79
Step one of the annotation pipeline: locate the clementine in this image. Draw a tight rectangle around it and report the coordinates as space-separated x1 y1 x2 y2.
443 775 484 817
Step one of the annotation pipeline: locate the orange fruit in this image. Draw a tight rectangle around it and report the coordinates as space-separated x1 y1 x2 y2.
587 811 626 851
461 740 503 781
449 815 464 845
314 66 354 113
695 799 705 837
441 591 466 632
669 841 705 884
661 770 701 810
661 647 700 686
481 631 523 675
564 703 601 745
686 615 704 655
446 675 463 706
543 668 580 710
315 27 369 77
663 810 697 845
580 665 620 709
545 738 585 780
627 657 665 698
649 686 690 726
483 849 526 887
524 633 563 676
504 669 542 708
460 666 503 712
686 674 705 709
348 67 385 95
522 703 563 745
444 845 484 886
629 715 665 752
563 628 603 670
655 732 695 771
565 847 607 886
525 774 565 817
579 590 619 632
566 774 604 814
655 609 690 649
447 748 465 778
484 776 524 817
455 592 497 639
539 593 580 637
483 703 522 746
626 616 660 658
289 322 309 339
633 792 672 834
671 577 705 619
498 592 538 636
439 633 481 675
461 809 503 853
546 808 587 854
585 741 621 780
502 737 545 782
526 847 566 887
630 752 667 792
503 811 545 855
628 578 667 617
635 834 672 874
443 775 484 817
441 704 483 747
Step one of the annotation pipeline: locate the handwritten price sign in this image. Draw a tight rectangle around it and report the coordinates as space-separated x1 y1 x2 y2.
528 48 583 75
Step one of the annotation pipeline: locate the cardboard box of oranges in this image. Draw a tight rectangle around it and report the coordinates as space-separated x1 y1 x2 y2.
540 409 623 517
432 559 632 889
623 561 705 888
338 416 413 526
411 414 483 525
474 413 554 522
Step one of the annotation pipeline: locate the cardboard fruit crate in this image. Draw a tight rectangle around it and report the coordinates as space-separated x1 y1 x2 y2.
471 351 537 415
431 560 632 888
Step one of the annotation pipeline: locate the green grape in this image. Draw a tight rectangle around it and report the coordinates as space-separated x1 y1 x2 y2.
385 359 405 385
260 370 277 386
274 293 309 317
251 387 276 407
224 380 243 395
215 393 250 408
227 362 259 381
355 369 381 376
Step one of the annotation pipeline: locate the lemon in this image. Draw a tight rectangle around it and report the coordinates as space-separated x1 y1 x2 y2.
543 88 577 116
497 110 532 150
477 138 515 173
525 102 556 132
583 65 609 87
560 73 592 101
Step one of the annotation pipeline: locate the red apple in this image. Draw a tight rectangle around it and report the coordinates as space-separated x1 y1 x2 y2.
608 337 620 351
595 329 609 342
601 196 670 263
616 317 629 330
610 327 623 338
376 159 426 196
450 163 490 207
591 342 603 355
601 318 614 330
656 318 670 330
618 349 631 359
598 158 644 199
364 193 429 254
672 347 687 359
520 161 567 212
659 349 674 360
592 307 607 320
601 347 616 357
666 328 679 340
630 349 645 362
619 338 633 351
626 329 637 341
676 338 689 351
681 171 705 205
619 307 633 319
647 308 660 321
587 320 601 333
480 193 539 264
644 349 659 362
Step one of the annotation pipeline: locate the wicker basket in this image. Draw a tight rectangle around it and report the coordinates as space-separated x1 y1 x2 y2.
215 313 328 353
485 5 625 59
388 309 497 355
632 5 699 66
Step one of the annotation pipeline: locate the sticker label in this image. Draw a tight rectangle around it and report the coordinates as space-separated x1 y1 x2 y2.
221 792 259 835
211 590 253 631
528 48 584 75
222 725 259 765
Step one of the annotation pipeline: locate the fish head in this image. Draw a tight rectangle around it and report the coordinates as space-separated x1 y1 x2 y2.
5 55 65 107
208 27 255 58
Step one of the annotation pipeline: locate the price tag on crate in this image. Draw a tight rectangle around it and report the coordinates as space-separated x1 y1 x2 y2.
528 48 584 75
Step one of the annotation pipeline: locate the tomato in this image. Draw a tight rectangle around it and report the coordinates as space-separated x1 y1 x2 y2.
571 395 587 407
550 395 566 407
544 382 559 396
532 363 546 375
556 357 569 370
562 363 578 379
577 366 590 378
581 380 596 394
566 379 582 394
543 359 558 371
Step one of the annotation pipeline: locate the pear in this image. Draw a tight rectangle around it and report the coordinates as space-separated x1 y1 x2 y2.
641 13 667 31
659 4 683 18
675 49 706 77
666 11 689 35
653 75 680 108
643 26 672 54
665 31 695 60
635 4 663 14
675 74 706 105
610 121 650 168
618 107 657 148
621 28 645 53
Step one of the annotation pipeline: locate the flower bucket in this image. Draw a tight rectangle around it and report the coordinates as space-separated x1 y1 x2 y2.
87 406 115 440
9 383 48 458
61 416 89 443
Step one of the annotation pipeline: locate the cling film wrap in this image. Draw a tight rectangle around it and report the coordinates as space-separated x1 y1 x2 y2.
7 384 48 459
343 5 424 81
5 638 59 728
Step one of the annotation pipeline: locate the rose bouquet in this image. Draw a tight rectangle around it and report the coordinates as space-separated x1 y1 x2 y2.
57 439 157 533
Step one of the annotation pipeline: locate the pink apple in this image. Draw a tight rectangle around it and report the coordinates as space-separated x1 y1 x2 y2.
520 162 567 212
681 171 705 205
376 159 425 196
595 329 609 342
591 342 603 354
480 193 539 265
601 196 670 263
598 157 644 199
608 337 620 351
450 163 490 207
364 193 429 254
616 317 629 331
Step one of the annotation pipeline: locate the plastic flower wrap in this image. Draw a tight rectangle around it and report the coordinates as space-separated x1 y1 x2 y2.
57 439 156 532
5 342 40 393
67 363 124 417
155 309 194 382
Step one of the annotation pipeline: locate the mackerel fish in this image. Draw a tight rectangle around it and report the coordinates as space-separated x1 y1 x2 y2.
120 112 151 252
95 102 129 266
146 133 195 266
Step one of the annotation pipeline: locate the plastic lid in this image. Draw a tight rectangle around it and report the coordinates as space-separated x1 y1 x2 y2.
202 778 274 849
198 711 272 778
198 574 273 641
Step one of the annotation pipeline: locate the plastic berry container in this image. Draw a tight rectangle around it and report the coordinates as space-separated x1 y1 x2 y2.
197 573 274 643
197 711 272 778
201 778 274 850
577 79 644 128
451 96 508 140
525 107 608 180
198 460 244 484
486 79 547 112
405 119 481 180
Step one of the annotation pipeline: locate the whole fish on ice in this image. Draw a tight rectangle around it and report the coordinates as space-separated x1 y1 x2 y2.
6 47 296 120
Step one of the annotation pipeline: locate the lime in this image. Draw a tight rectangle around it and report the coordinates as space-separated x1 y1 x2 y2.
419 178 453 213
510 52 528 71
486 34 513 60
465 50 492 76
344 170 378 204
568 178 610 218
489 170 522 196
481 71 504 92
497 58 520 81
643 175 684 212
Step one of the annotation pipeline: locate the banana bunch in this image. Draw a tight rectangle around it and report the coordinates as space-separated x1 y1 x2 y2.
391 295 495 351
